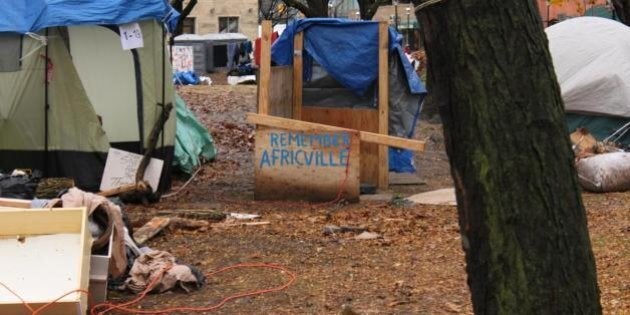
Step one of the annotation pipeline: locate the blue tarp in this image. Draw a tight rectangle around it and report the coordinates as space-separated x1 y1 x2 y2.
271 18 426 96
0 0 179 33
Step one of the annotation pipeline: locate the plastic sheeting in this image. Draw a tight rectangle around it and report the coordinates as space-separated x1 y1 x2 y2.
0 0 179 33
546 17 630 117
271 18 426 97
173 94 216 174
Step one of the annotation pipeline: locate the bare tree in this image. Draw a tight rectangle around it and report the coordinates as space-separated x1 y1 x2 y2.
171 0 198 35
260 0 299 25
281 0 330 17
357 0 392 20
612 0 630 25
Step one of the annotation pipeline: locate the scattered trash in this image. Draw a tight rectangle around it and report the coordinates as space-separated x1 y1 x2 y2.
322 225 367 236
170 218 209 231
133 217 172 245
389 195 413 207
120 250 204 294
354 231 382 240
406 188 457 206
576 152 630 192
229 212 261 220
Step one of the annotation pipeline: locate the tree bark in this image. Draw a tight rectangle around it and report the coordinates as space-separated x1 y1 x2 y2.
282 0 329 17
612 0 630 26
412 0 602 313
357 0 391 20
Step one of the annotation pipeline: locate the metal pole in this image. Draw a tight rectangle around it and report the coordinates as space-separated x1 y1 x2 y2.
44 28 49 177
406 10 410 46
394 3 399 31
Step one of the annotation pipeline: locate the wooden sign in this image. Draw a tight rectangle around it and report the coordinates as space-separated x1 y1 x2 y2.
254 126 360 202
100 148 163 193
172 46 194 72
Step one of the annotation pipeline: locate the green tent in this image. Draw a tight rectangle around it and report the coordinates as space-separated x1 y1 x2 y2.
0 20 175 191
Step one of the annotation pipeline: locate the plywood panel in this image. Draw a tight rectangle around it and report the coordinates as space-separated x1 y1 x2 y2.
254 126 360 202
269 66 293 118
301 107 379 186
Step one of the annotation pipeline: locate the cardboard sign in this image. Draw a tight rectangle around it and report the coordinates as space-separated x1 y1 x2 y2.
254 127 360 201
100 148 163 192
172 46 194 72
119 23 144 50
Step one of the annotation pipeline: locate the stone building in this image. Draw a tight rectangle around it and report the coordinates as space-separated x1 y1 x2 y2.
184 0 259 40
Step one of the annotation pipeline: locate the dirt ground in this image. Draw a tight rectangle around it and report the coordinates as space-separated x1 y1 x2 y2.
115 83 629 314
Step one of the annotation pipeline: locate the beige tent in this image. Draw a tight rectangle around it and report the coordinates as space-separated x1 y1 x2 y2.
0 20 175 191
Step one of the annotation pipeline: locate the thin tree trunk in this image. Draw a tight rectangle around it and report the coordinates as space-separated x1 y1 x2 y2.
412 0 602 313
612 0 630 25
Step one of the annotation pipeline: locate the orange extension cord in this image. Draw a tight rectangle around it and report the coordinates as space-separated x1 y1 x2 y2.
1 263 296 315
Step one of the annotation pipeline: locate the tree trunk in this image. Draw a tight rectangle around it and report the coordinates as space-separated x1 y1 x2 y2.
612 0 630 26
412 0 602 313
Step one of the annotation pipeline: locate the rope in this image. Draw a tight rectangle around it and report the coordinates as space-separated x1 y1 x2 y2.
20 33 48 61
415 0 445 12
603 121 630 144
91 263 296 314
2 263 295 315
0 281 88 315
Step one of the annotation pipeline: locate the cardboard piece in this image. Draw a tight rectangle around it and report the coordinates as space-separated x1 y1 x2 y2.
100 148 163 193
406 188 457 206
254 126 360 202
172 46 194 72
119 22 144 50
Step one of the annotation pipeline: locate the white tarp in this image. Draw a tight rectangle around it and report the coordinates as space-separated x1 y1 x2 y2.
546 17 630 118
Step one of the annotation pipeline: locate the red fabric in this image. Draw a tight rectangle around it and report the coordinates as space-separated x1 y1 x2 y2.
254 31 279 66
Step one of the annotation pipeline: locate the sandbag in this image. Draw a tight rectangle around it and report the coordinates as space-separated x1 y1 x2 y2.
576 152 630 192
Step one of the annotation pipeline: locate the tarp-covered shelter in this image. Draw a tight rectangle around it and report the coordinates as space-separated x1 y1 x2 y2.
271 19 426 173
0 0 180 191
547 17 630 146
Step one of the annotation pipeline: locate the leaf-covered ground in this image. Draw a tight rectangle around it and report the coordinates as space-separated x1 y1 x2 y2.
115 84 628 314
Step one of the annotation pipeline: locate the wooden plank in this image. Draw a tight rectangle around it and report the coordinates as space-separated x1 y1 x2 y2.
0 208 84 235
378 21 389 190
258 20 272 115
247 113 425 151
254 126 360 202
292 32 304 119
133 217 172 245
0 197 31 208
269 66 294 118
301 107 380 186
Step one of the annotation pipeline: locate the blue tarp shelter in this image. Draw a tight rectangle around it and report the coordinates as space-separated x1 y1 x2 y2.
271 19 427 173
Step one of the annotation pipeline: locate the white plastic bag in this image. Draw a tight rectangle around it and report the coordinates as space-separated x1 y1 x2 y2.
576 152 630 192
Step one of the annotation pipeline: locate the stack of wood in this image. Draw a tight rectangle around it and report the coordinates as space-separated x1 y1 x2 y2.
35 178 75 199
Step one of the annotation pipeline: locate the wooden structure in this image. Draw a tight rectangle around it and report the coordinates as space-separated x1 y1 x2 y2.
254 20 425 200
0 207 91 315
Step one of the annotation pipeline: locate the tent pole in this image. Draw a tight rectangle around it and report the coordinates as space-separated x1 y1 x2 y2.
161 24 166 158
44 28 50 177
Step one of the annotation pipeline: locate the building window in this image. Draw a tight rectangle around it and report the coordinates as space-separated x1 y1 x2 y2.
0 33 22 72
218 17 239 33
182 17 196 34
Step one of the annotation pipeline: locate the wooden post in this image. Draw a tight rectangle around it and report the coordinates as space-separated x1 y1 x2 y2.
378 21 389 190
292 32 304 120
258 20 272 115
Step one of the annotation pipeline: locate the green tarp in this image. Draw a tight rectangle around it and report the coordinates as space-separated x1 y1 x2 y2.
173 93 216 174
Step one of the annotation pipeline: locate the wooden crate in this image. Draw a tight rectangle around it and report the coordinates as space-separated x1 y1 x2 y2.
0 207 91 315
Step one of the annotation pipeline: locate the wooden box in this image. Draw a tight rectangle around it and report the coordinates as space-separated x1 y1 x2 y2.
89 232 113 307
0 207 92 315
